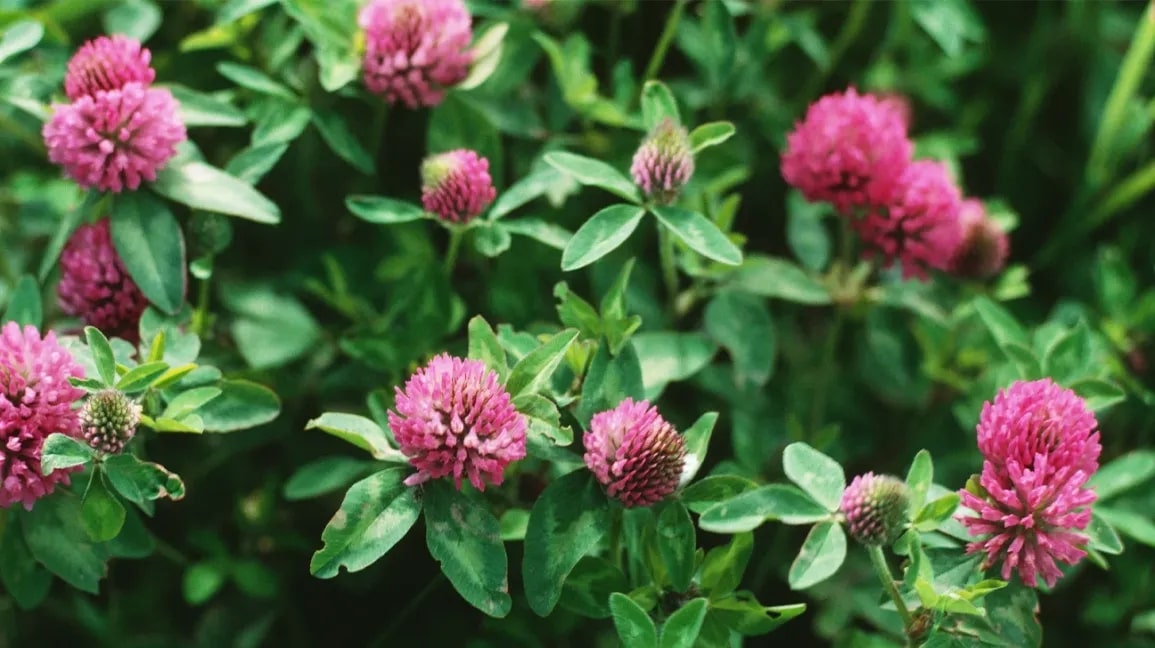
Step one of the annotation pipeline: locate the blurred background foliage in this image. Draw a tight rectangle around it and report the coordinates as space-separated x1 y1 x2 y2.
1 0 1155 646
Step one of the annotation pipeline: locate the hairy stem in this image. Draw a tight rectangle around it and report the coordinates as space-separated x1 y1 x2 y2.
642 0 688 84
868 545 915 632
658 222 678 317
444 227 465 275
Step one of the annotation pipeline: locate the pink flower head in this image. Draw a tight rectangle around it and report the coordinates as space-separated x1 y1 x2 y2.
389 354 526 491
0 322 86 510
949 199 1010 279
840 472 910 546
64 35 155 101
421 149 496 224
855 160 964 281
43 82 186 193
359 0 473 108
57 218 148 341
780 87 913 213
631 118 695 205
957 379 1102 588
79 389 141 455
584 398 686 508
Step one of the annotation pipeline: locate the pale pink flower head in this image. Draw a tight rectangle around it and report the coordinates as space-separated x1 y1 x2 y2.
583 398 686 508
64 35 155 101
79 389 141 455
957 379 1102 588
854 160 964 281
359 0 473 108
421 149 496 224
43 82 186 193
389 354 526 491
949 199 1010 279
631 118 695 205
840 472 910 546
57 218 148 342
0 322 86 510
780 87 913 213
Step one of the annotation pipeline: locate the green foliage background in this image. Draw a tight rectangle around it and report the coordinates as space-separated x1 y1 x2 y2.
1 0 1155 646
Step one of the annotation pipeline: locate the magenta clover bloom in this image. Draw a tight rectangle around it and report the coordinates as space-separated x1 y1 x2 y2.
420 149 497 224
949 199 1010 279
840 472 910 546
0 322 86 510
64 34 156 101
389 354 526 491
359 0 474 108
584 398 686 508
957 379 1101 588
57 218 148 341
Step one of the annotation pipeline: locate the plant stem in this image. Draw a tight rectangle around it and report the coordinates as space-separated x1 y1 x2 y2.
807 307 844 437
658 222 678 317
868 545 915 632
803 0 871 98
191 270 212 337
608 507 624 572
370 573 446 647
443 227 465 275
642 0 688 83
370 102 389 164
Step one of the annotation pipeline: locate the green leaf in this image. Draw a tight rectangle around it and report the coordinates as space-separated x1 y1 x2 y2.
467 316 509 382
524 470 611 616
1096 506 1155 547
2 274 40 327
499 509 530 542
424 480 512 618
632 332 717 399
115 361 171 393
283 456 374 501
610 592 658 648
311 109 374 174
681 475 759 515
346 195 425 224
906 450 933 514
0 20 43 65
558 555 627 619
914 493 960 532
0 515 51 609
225 142 289 183
650 206 742 266
1070 378 1127 412
698 484 830 533
544 151 641 203
162 387 222 420
787 521 847 590
504 328 580 398
728 255 831 304
111 192 187 314
103 454 185 503
309 467 421 578
166 84 247 127
911 0 985 57
489 168 563 220
228 287 321 369
216 61 296 99
576 338 645 428
680 412 718 484
104 0 162 41
660 598 708 648
656 501 696 593
38 192 93 282
972 296 1029 348
153 159 281 224
688 121 736 154
84 327 117 386
561 204 646 271
704 291 775 386
503 218 572 250
1086 510 1124 555
22 494 108 593
786 190 831 272
1088 450 1155 500
709 596 807 636
458 22 508 91
197 379 281 432
641 80 681 130
699 532 753 596
473 222 512 257
782 442 845 512
81 473 126 543
39 433 95 473
305 412 401 461
183 561 227 605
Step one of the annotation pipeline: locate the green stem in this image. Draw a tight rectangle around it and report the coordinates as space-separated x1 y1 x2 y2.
370 102 389 163
370 573 446 647
443 227 465 275
608 507 624 572
191 270 212 337
658 222 678 317
804 0 871 97
868 545 915 633
1086 0 1155 188
642 0 688 83
807 307 844 437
